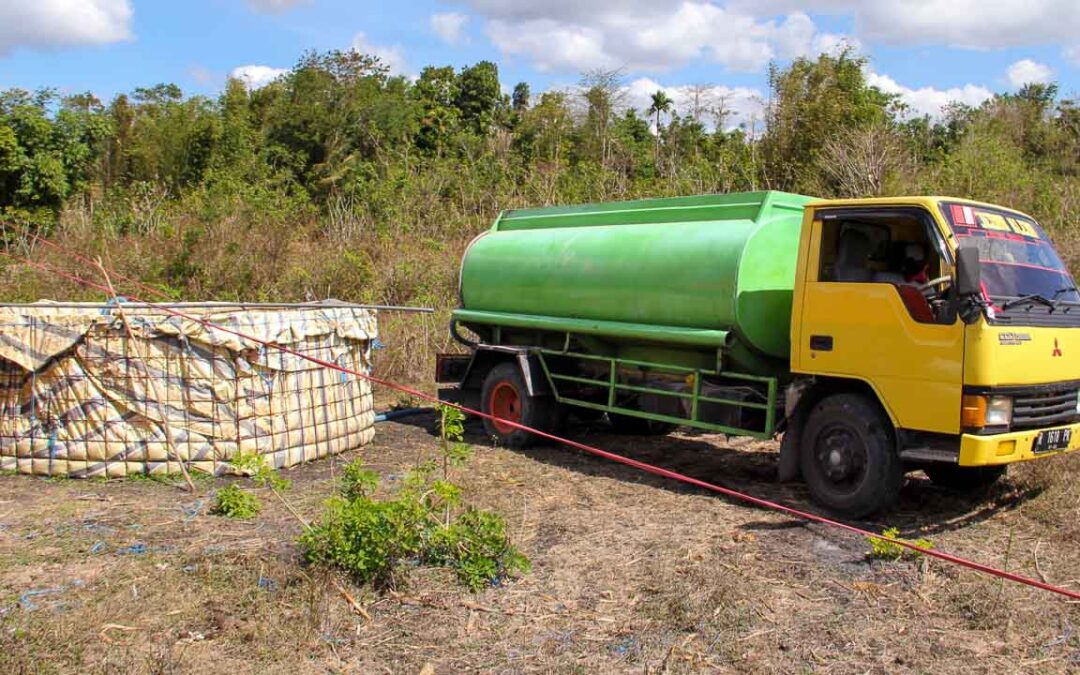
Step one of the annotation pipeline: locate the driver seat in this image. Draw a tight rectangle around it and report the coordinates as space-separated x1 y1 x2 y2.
833 229 874 282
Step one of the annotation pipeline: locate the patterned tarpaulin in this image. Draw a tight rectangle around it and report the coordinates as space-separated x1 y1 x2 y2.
0 303 377 477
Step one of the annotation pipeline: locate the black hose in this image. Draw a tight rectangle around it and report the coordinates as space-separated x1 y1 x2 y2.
449 318 478 348
374 407 432 422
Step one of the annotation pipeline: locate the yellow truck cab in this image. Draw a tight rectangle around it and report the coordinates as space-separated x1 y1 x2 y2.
783 196 1080 512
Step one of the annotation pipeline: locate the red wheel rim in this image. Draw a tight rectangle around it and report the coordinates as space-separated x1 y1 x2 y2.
490 381 522 434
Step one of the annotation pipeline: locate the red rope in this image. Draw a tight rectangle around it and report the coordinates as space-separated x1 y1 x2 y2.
3 246 1080 602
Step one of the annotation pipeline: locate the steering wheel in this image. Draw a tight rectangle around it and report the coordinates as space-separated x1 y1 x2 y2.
917 275 952 298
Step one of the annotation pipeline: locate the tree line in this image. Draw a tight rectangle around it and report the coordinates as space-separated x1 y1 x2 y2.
0 49 1077 330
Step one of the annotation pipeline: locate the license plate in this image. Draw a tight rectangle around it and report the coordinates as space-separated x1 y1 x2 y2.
1034 428 1072 453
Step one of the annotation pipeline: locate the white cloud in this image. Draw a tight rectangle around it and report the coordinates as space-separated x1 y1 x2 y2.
472 2 853 73
726 1 1080 51
430 12 469 45
230 64 289 89
625 77 764 131
245 0 307 14
0 0 133 56
351 32 409 77
1006 59 1054 88
485 20 612 72
865 70 993 118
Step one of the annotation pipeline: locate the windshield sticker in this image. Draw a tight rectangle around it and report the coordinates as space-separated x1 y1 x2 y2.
978 212 1011 232
1007 217 1040 238
949 203 1041 239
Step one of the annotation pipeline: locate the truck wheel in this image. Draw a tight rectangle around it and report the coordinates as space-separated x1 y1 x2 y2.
925 464 1006 491
481 363 556 449
608 412 676 436
800 393 902 518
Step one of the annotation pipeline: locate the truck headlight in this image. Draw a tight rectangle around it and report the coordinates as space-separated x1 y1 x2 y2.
962 394 1013 428
985 395 1013 426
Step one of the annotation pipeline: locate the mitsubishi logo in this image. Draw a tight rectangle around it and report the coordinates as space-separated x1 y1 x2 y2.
1053 338 1063 357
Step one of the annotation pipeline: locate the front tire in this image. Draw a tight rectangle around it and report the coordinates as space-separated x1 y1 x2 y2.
480 363 557 449
800 393 903 518
925 464 1006 491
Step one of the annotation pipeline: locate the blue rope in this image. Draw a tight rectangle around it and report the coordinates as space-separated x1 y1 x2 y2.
101 296 129 316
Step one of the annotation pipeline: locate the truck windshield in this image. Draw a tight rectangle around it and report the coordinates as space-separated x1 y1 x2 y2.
941 202 1079 304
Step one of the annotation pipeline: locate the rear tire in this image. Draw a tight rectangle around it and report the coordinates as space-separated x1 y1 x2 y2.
480 363 557 449
925 464 1006 491
608 412 676 436
800 393 903 518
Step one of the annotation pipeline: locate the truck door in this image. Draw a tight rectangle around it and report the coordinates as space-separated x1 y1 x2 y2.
792 206 964 435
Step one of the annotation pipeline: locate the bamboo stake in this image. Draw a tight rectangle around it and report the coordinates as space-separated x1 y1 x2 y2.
95 259 196 492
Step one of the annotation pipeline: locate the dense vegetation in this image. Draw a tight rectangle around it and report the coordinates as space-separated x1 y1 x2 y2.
1 49 1078 377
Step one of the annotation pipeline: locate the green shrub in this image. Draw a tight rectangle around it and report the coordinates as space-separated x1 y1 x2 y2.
867 527 934 561
299 490 428 588
233 452 291 492
212 484 262 519
428 508 531 590
340 458 380 501
299 404 529 590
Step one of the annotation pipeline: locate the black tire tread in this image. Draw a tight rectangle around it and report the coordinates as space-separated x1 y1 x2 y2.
799 393 902 518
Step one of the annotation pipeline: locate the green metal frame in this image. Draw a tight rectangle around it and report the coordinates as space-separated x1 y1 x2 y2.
534 348 778 439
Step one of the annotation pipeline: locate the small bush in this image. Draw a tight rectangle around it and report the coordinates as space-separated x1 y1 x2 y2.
340 458 380 501
212 484 262 519
233 453 291 492
299 484 528 590
867 527 933 561
429 508 531 591
299 404 529 590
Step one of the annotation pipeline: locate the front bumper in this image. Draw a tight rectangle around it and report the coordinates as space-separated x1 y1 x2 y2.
959 422 1080 466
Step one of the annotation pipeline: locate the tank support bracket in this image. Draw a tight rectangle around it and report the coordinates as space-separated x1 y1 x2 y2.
535 349 778 439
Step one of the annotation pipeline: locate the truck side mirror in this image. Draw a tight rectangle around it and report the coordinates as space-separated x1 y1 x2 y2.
955 245 983 325
956 245 981 297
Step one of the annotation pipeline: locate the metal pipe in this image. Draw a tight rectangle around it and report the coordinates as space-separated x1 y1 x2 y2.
454 308 730 348
0 301 435 313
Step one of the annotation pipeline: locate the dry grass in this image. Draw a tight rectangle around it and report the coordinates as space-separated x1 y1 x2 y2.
3 411 1080 673
2 208 472 385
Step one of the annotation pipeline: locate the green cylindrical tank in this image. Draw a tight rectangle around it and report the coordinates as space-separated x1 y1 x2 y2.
455 191 813 373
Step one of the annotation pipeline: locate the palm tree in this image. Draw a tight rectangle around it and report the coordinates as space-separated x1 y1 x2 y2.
647 90 673 165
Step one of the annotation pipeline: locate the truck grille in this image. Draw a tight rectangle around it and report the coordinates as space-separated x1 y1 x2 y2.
1012 385 1080 431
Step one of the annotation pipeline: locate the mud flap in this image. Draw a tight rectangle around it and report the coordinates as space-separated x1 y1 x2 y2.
778 412 803 482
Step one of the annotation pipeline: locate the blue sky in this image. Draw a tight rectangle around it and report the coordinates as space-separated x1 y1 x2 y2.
0 1 1077 125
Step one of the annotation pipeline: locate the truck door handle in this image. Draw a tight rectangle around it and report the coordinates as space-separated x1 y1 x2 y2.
810 335 833 351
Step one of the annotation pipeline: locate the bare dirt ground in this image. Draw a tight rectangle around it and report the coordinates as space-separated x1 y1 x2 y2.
3 405 1080 674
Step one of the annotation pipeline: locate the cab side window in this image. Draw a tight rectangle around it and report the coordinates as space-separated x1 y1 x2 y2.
817 209 952 325
819 222 891 282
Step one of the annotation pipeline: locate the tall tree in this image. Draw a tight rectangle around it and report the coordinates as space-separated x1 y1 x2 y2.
511 82 531 112
456 61 501 135
760 50 895 192
647 89 674 165
414 65 461 153
577 68 624 169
